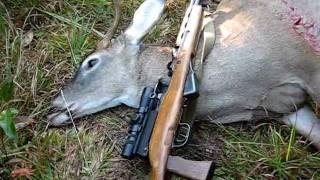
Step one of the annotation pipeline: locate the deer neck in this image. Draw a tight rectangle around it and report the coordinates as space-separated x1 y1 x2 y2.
128 46 172 107
138 45 172 85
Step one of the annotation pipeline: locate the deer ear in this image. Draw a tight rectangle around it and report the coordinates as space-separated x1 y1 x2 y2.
124 0 165 45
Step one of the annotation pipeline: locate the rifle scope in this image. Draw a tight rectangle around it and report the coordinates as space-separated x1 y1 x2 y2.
121 87 154 158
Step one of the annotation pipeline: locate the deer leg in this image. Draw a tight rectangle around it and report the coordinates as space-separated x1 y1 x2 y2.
281 106 320 150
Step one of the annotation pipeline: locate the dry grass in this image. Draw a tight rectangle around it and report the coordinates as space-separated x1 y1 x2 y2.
0 0 319 179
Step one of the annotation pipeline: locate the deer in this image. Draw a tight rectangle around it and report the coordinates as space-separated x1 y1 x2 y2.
47 0 320 150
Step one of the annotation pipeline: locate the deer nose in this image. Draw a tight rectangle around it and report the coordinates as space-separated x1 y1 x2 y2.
52 96 76 110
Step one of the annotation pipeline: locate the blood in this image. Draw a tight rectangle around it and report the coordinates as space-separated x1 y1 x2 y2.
282 0 320 55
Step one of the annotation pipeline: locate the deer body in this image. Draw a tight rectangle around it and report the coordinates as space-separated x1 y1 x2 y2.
197 0 320 122
49 0 320 149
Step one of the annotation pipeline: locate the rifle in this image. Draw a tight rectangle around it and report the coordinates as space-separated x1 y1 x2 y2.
122 0 215 179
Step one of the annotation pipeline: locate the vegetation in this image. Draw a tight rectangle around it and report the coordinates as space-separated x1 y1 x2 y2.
0 0 319 179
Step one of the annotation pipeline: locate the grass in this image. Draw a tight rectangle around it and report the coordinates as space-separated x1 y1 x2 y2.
0 0 319 179
214 123 320 179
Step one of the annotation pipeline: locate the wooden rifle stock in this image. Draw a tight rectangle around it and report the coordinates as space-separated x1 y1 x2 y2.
148 5 203 180
167 155 215 180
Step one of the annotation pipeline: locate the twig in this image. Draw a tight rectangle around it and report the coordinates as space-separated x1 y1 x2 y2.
22 7 35 30
0 1 17 34
60 90 93 177
0 151 26 158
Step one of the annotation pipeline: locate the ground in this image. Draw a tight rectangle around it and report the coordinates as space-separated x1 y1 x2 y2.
0 0 320 179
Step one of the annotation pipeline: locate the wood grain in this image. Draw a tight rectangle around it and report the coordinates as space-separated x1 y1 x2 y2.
148 5 203 180
167 155 215 180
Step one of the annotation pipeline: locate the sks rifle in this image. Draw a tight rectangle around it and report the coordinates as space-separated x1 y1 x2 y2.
122 0 216 179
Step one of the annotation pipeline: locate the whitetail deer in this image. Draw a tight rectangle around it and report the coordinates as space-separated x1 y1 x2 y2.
48 0 320 149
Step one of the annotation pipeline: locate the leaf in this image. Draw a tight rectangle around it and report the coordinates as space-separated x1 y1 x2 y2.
14 116 35 129
10 168 34 178
0 80 14 102
0 108 18 139
22 31 34 47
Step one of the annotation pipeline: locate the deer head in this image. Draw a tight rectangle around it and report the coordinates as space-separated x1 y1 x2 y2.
48 0 166 126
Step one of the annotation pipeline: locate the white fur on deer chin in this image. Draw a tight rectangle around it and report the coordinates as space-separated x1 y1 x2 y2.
47 112 70 126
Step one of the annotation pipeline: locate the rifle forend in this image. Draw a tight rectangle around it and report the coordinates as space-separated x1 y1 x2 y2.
121 0 216 179
148 3 205 180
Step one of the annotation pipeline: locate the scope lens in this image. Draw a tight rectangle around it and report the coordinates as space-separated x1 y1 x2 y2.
121 142 135 159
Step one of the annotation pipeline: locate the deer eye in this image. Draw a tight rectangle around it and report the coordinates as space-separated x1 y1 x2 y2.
86 58 99 69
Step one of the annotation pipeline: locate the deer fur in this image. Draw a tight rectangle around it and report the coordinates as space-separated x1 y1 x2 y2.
48 0 320 149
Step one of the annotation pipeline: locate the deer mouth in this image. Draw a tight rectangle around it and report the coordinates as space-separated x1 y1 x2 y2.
47 110 72 126
47 103 79 126
47 94 130 126
47 98 121 126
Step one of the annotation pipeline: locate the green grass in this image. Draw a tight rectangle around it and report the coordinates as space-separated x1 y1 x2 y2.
214 123 320 179
0 0 319 179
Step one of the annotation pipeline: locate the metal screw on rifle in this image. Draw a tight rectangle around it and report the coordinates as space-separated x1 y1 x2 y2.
183 98 188 108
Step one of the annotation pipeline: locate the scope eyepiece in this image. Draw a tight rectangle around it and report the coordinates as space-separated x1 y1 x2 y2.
121 123 141 158
121 140 135 158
